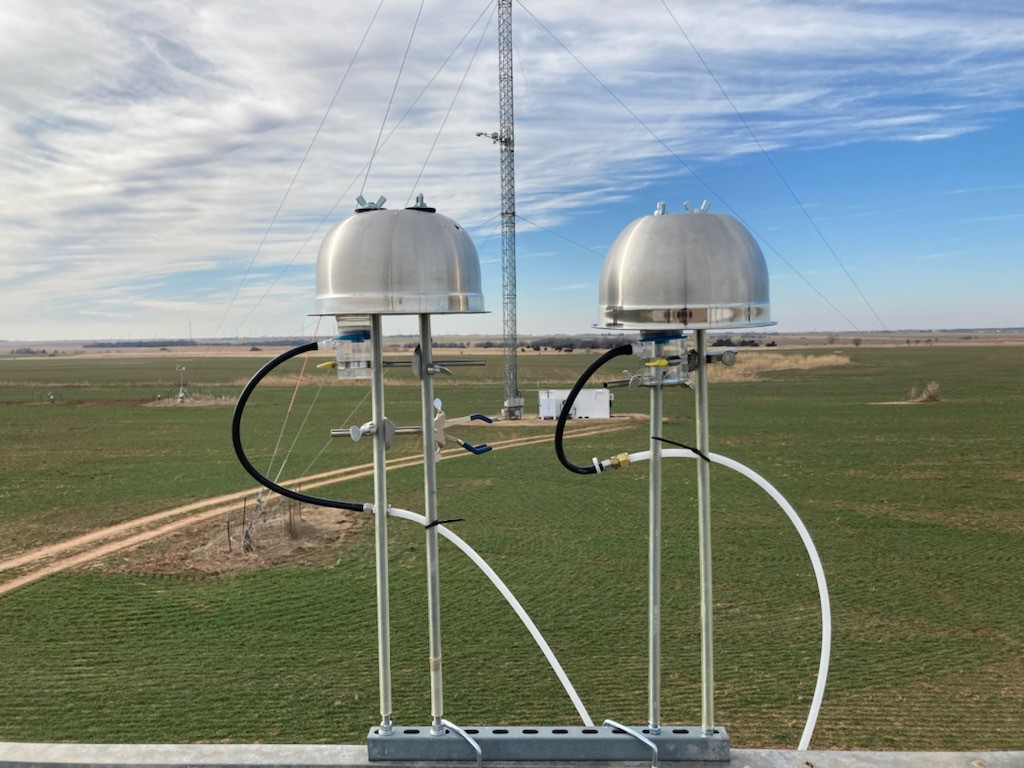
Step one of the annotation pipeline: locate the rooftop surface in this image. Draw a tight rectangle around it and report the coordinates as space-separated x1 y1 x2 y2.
1 743 1022 768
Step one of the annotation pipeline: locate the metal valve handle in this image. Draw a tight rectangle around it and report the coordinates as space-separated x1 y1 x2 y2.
456 440 492 455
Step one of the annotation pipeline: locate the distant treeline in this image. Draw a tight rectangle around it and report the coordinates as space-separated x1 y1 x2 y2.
419 334 639 352
79 334 777 352
83 339 310 349
84 340 197 348
421 334 777 351
711 337 774 347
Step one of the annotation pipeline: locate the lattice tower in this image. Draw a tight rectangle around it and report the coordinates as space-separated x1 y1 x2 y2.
498 0 523 418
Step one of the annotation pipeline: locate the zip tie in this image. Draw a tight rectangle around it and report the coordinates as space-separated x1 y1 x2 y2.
592 457 602 473
426 518 465 528
655 438 712 462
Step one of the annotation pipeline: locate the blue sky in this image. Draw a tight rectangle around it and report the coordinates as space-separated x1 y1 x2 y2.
1 0 1022 341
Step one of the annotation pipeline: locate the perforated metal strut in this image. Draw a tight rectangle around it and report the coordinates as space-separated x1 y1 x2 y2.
367 724 729 762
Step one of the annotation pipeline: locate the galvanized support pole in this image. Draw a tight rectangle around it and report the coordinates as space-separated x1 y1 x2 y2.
648 360 664 735
419 315 445 734
694 329 715 735
369 314 393 735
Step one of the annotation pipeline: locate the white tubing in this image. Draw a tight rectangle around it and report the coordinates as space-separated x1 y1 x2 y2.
388 507 595 727
626 449 830 752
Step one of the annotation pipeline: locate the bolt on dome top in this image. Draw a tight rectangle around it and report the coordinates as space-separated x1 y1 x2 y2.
314 195 485 317
596 202 771 331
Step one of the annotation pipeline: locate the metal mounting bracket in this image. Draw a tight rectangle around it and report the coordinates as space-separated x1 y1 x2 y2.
367 724 729 762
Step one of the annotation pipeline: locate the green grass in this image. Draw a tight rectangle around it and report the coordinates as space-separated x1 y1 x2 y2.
0 346 1022 749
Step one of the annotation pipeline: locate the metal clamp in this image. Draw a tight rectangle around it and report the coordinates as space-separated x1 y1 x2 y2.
334 407 491 456
706 348 738 366
604 368 692 389
433 400 492 457
411 345 487 380
332 419 399 449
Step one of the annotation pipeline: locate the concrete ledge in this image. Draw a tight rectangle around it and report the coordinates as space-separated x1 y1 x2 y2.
1 742 1022 768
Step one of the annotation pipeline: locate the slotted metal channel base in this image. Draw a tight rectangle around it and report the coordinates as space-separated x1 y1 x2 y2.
367 724 729 762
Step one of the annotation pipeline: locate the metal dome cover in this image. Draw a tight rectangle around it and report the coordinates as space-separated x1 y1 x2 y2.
597 211 771 330
314 206 485 316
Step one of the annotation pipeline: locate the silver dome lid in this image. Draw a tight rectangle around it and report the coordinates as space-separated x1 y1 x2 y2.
597 210 770 330
314 204 485 316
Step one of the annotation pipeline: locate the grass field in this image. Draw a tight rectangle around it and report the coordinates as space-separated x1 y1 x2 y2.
0 345 1022 750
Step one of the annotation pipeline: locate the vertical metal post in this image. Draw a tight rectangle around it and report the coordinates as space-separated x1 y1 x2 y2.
370 314 393 735
648 354 663 734
694 329 715 735
419 315 445 734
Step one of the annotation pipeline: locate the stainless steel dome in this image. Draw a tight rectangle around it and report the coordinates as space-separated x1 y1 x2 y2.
314 206 485 316
597 211 770 330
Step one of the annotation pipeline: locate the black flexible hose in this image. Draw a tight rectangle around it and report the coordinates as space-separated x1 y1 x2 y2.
231 341 367 513
554 344 634 474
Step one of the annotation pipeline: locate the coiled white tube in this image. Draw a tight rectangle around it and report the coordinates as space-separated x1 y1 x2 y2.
388 507 594 727
625 449 830 752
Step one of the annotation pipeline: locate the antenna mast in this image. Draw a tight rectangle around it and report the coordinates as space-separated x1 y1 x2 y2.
498 0 524 419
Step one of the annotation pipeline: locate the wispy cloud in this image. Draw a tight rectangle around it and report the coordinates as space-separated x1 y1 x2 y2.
959 212 1024 223
1 0 1023 338
548 282 592 293
949 183 1024 195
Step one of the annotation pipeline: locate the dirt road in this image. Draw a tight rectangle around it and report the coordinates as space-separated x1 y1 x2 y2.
0 422 630 597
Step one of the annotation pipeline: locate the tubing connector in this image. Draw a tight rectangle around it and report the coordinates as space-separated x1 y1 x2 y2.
610 452 631 470
441 719 482 768
627 336 691 388
604 719 659 768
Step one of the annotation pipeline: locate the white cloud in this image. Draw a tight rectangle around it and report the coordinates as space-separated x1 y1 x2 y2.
1 0 1023 338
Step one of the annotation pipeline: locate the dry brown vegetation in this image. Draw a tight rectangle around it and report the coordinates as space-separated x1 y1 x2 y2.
907 381 942 403
97 502 367 575
708 351 852 382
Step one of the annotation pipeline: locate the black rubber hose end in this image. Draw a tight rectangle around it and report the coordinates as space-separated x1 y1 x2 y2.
554 344 634 475
231 341 366 513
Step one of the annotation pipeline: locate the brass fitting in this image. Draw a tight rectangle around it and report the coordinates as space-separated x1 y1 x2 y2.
610 452 631 470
